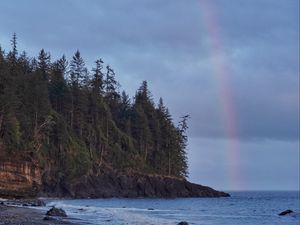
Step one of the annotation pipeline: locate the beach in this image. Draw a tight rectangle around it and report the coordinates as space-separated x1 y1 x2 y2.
0 204 77 225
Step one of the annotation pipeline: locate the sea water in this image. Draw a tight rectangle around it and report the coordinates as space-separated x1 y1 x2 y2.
46 191 300 225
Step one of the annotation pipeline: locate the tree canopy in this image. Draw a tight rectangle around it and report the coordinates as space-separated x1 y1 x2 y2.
0 34 189 181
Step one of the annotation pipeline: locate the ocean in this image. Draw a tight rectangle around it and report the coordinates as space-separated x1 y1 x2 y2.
46 191 300 225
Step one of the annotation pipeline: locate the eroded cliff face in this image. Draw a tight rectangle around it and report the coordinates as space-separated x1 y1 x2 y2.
0 162 229 198
0 161 41 198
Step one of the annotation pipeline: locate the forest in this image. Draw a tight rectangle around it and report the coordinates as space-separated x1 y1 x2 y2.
0 34 189 182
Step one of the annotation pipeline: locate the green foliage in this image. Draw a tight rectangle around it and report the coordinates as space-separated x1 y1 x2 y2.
0 34 189 180
1 113 21 150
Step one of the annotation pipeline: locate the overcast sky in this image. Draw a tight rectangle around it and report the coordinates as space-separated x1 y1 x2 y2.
0 0 299 190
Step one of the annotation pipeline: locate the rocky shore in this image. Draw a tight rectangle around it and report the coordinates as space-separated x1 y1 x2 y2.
0 202 76 225
0 161 229 224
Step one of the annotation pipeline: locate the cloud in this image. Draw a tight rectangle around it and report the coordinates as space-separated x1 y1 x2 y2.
188 137 300 190
0 0 298 140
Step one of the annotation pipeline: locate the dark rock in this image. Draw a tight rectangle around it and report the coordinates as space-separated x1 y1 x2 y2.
44 216 60 221
148 208 154 210
60 166 230 198
46 206 67 217
178 222 189 225
39 165 230 198
31 199 46 206
279 209 294 216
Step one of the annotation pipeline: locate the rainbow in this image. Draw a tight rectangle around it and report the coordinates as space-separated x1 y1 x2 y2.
199 0 242 190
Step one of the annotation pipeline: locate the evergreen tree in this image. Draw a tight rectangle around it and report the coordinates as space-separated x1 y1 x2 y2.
37 49 50 78
119 90 131 133
131 81 158 171
0 34 22 151
176 115 190 177
104 65 120 101
91 59 104 96
18 51 31 74
49 55 68 113
7 33 18 67
69 50 88 136
0 35 190 183
0 46 6 140
11 33 17 59
69 50 86 87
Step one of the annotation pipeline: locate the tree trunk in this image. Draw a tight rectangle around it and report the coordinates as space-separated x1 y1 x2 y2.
144 144 148 163
70 94 74 128
168 151 171 176
89 144 93 160
99 144 104 165
0 112 3 132
106 119 109 144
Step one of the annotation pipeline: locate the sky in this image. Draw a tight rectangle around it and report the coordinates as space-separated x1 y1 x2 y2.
0 0 299 191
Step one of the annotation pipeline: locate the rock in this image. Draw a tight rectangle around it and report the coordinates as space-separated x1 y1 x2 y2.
46 206 67 217
44 216 60 221
148 208 154 210
65 166 230 198
279 209 294 216
178 222 189 225
31 199 46 207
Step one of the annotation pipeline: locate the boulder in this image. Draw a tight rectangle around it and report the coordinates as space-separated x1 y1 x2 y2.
178 222 189 225
46 206 67 217
279 209 294 216
43 216 60 221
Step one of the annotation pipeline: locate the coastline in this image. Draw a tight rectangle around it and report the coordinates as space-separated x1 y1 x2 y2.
1 191 299 225
0 203 78 225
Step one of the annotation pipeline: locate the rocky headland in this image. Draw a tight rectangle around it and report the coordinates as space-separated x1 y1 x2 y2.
0 160 229 199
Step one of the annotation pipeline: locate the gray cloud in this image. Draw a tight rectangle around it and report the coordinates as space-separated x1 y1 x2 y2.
0 0 298 140
188 137 299 190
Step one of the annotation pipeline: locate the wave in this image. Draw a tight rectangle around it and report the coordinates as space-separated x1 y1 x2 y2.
44 193 300 225
46 201 179 225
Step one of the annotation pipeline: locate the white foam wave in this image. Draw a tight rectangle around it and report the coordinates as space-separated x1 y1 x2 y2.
47 201 178 225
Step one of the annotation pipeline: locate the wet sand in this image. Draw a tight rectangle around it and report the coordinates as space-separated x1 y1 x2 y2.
0 204 78 225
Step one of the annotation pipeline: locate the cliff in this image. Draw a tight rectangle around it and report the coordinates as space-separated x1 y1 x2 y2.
0 161 41 198
0 162 229 198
